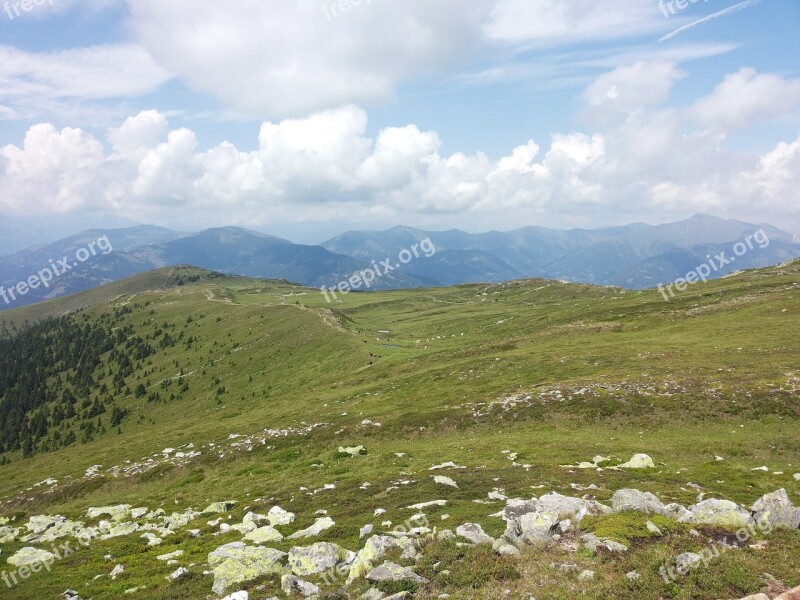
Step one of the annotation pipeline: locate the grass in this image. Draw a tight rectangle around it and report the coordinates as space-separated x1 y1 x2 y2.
0 261 798 598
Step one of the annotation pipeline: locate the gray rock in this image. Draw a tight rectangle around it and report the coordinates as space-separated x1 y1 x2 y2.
580 533 628 553
7 547 57 567
611 489 665 515
537 492 611 519
456 523 494 545
646 521 663 535
675 552 702 574
578 570 595 581
287 516 335 539
203 501 237 514
690 499 754 528
751 489 800 529
281 574 321 597
505 511 559 546
288 542 354 576
244 525 284 543
366 562 428 584
662 503 695 523
267 506 295 526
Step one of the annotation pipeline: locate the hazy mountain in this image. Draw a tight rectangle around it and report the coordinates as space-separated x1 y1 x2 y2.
1 216 797 311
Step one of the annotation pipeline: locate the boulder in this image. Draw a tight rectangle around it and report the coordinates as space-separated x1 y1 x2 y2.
537 492 611 519
751 489 800 529
0 526 19 543
288 542 354 576
366 562 428 585
281 574 321 597
267 506 295 526
580 533 628 553
87 505 131 521
611 489 665 515
287 517 335 539
505 511 559 547
617 454 655 469
7 547 57 567
347 535 404 583
662 503 695 523
690 499 754 529
456 523 494 545
244 525 284 544
433 476 458 488
208 542 288 595
203 501 237 514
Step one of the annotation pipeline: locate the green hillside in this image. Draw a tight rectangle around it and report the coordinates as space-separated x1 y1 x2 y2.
0 261 798 600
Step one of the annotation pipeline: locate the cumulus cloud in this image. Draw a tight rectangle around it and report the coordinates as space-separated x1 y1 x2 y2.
0 64 798 231
688 68 800 131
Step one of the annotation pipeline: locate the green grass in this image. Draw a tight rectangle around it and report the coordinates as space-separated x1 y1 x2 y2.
0 261 798 598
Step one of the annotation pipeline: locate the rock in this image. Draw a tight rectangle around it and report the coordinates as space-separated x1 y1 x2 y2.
110 564 125 580
406 500 447 510
384 593 413 599
433 475 459 488
281 574 321 597
288 542 354 576
244 525 284 543
339 445 367 457
492 538 520 557
347 535 408 583
131 507 149 519
366 562 428 585
537 492 611 519
361 590 385 600
775 584 800 600
156 550 184 561
580 533 628 553
165 567 188 582
360 524 374 538
735 595 770 600
611 489 665 515
87 505 131 521
140 533 163 546
794 474 800 481
230 521 257 535
287 517 335 539
456 523 494 545
267 506 296 526
578 570 595 581
751 489 800 529
101 521 140 540
61 590 81 600
26 514 66 534
662 503 695 523
7 547 57 567
208 542 288 595
203 501 237 514
646 521 662 535
501 499 540 522
690 499 754 528
221 593 249 600
617 454 655 469
0 526 19 543
675 552 702 574
626 570 640 580
506 511 559 547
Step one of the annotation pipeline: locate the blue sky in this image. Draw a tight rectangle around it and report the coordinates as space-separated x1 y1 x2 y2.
0 0 798 244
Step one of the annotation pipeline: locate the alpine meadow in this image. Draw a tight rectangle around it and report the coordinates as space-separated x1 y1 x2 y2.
0 2 799 600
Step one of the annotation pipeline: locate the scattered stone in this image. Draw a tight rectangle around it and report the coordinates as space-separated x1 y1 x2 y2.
675 552 702 573
433 475 459 488
406 500 447 511
110 564 125 580
577 570 595 581
751 489 800 529
429 462 466 470
339 445 368 457
203 501 237 514
456 523 494 545
244 525 284 544
166 567 188 582
580 533 628 553
287 517 335 539
140 533 163 546
646 521 663 535
281 574 321 597
220 592 249 600
506 511 559 547
626 570 641 580
617 454 655 469
156 550 184 561
366 562 428 585
360 524 374 538
537 492 611 519
87 505 131 521
267 506 296 526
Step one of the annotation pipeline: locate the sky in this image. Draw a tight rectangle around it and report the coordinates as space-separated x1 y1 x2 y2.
0 0 798 244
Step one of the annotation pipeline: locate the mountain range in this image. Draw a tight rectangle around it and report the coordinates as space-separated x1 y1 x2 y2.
1 214 797 310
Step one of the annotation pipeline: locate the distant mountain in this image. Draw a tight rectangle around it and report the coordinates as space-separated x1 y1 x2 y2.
1 216 798 311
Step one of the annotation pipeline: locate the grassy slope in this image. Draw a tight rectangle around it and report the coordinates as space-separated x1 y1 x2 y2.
0 261 798 599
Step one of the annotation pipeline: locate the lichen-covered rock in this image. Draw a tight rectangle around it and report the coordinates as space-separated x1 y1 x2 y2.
267 506 295 526
347 535 403 583
87 505 131 521
7 547 57 567
580 533 628 553
244 525 284 544
662 503 695 523
505 511 559 547
0 526 19 543
288 542 354 576
537 492 611 520
617 454 655 469
611 489 665 515
338 445 367 457
203 501 237 514
366 562 428 584
690 499 754 529
208 542 288 595
100 521 140 540
287 517 335 539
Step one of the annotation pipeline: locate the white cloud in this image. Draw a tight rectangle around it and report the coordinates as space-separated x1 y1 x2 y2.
1 64 798 232
688 68 800 131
